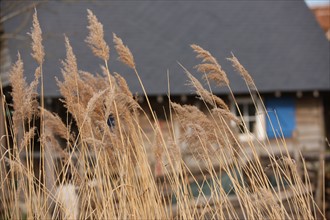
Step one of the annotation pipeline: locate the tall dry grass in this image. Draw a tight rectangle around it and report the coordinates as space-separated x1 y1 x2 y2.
0 9 325 219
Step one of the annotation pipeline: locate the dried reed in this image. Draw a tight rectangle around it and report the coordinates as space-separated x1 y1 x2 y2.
29 9 44 65
86 9 109 61
227 53 255 88
0 9 324 220
191 44 229 86
113 33 135 69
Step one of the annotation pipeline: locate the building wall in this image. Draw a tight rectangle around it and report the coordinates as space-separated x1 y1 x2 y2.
240 94 326 156
295 96 325 151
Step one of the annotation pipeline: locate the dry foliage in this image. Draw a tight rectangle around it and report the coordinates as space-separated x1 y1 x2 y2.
0 9 325 220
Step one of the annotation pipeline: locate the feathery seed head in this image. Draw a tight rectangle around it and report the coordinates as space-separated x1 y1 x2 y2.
20 127 36 151
212 108 241 125
29 9 44 65
63 36 78 78
186 70 229 110
86 9 109 61
34 66 41 79
114 72 133 98
85 88 110 117
191 44 229 86
9 54 27 133
181 63 229 110
9 54 39 134
113 33 135 69
227 54 255 88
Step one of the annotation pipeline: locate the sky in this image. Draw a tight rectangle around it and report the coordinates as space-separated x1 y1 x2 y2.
304 0 330 7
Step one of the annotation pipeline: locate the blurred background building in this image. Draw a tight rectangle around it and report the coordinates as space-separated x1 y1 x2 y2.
1 1 329 215
1 0 329 152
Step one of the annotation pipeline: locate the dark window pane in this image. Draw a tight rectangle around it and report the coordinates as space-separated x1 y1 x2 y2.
249 121 256 133
248 104 256 116
236 104 244 116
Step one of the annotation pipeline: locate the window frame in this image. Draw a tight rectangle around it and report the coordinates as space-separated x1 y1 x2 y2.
230 96 265 142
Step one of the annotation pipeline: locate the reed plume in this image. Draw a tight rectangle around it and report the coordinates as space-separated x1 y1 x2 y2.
60 36 94 107
1 8 323 220
9 54 37 135
57 36 99 140
113 33 135 69
86 9 109 61
58 36 93 115
211 108 241 125
171 102 222 156
28 67 41 93
29 9 44 65
80 71 108 93
114 93 141 115
62 36 79 82
191 44 229 86
183 66 229 110
57 36 80 114
43 108 74 142
114 72 133 98
19 127 36 151
227 53 255 88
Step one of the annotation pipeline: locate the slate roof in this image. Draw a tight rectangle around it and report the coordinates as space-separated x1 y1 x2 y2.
2 1 329 96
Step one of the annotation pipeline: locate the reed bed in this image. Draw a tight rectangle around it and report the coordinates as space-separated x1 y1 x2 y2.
0 10 325 219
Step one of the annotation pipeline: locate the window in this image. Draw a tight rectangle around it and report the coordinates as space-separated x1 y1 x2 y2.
235 101 256 134
231 97 265 141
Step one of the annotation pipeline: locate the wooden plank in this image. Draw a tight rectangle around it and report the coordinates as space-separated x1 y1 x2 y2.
297 135 322 143
296 112 322 119
296 129 322 137
296 115 320 121
298 136 323 143
296 109 321 116
296 117 321 124
300 143 322 151
296 122 322 129
296 129 323 137
297 124 320 132
296 124 323 132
